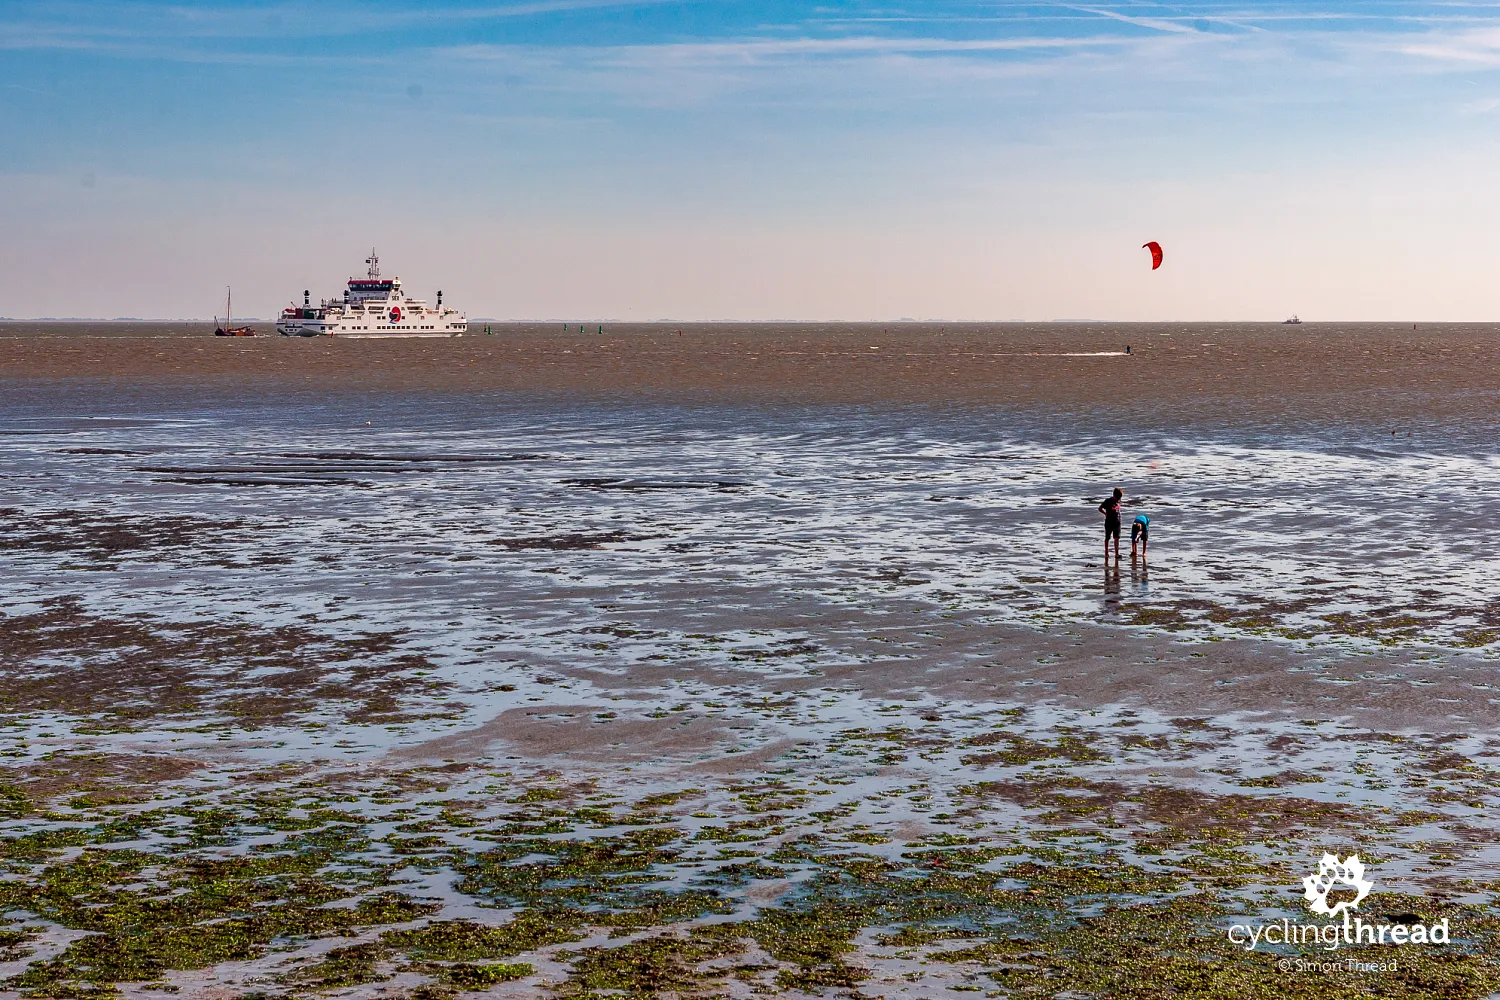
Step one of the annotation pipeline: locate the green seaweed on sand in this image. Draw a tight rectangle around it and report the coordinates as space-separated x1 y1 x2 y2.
452 829 730 922
0 844 437 997
0 927 37 962
283 943 534 993
748 902 871 991
0 597 455 729
0 827 91 864
971 896 1500 1000
0 783 30 818
961 731 1110 766
556 926 746 998
1117 593 1498 649
427 961 533 988
279 942 391 989
634 788 701 811
409 987 458 1000
382 914 585 960
958 775 1378 844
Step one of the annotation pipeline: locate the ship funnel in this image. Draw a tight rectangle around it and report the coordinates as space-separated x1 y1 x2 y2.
304 289 310 307
437 290 443 307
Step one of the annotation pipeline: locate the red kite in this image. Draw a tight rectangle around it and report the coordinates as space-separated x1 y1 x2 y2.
1142 241 1163 270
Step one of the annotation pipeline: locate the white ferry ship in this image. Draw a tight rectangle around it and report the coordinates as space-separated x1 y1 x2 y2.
277 251 466 338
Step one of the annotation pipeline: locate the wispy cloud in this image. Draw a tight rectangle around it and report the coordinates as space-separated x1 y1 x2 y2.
1059 5 1201 34
446 33 1134 66
424 0 681 20
8 0 1500 69
0 0 677 50
1396 26 1500 65
6 3 1500 149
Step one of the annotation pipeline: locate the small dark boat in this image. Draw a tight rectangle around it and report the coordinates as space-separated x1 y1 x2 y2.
214 287 256 337
1283 314 1303 325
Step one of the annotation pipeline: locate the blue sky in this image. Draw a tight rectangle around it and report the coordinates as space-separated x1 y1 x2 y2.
4 2 1500 319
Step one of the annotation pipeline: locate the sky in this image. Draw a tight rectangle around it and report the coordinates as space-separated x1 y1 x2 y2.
4 1 1500 320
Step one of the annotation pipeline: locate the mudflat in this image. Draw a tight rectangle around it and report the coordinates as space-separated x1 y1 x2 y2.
0 322 1497 998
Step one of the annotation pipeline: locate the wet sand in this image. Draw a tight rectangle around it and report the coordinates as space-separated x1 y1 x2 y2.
2 323 1499 998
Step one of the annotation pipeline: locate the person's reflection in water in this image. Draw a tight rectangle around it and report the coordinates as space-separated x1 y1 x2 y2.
1103 562 1121 606
1130 555 1149 597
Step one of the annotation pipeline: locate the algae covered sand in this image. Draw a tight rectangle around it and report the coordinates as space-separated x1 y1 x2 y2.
3 325 1500 997
4 702 1500 999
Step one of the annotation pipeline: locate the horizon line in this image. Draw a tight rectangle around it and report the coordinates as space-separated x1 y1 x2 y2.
0 318 1473 325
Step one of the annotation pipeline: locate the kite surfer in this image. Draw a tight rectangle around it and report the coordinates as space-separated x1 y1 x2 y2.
1098 488 1124 562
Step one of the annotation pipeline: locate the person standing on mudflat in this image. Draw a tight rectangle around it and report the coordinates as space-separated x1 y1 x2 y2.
1098 488 1123 562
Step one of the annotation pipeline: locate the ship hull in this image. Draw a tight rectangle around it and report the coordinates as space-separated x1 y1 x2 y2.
277 325 464 338
329 331 463 339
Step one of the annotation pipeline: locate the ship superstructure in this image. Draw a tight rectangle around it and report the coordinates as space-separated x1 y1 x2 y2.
277 251 466 338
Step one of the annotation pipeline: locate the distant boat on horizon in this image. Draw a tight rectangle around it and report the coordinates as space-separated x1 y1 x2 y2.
276 250 466 337
1283 315 1303 325
214 287 256 337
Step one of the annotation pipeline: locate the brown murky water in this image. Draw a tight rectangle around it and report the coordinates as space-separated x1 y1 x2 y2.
3 322 1497 421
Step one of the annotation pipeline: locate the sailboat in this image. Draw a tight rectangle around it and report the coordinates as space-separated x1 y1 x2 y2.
214 287 256 337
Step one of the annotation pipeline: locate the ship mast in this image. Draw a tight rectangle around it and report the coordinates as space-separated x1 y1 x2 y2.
366 249 380 281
